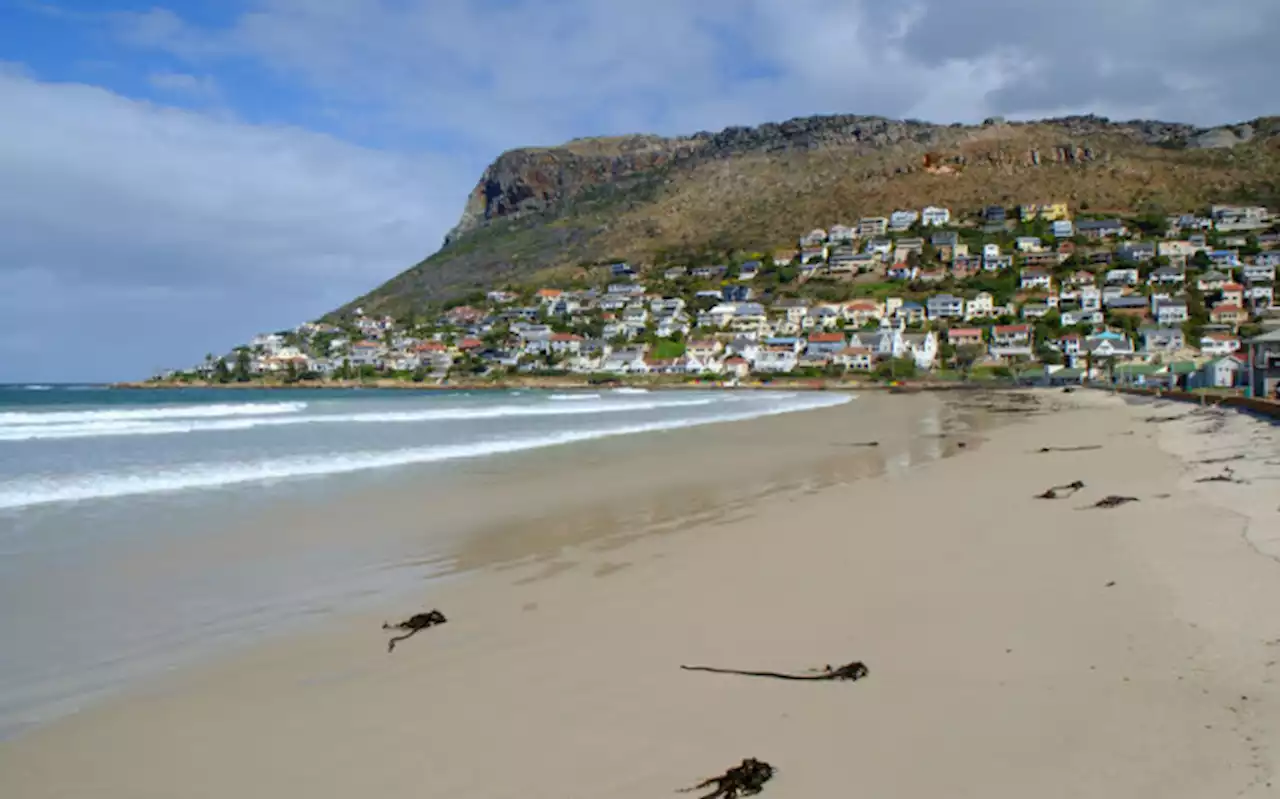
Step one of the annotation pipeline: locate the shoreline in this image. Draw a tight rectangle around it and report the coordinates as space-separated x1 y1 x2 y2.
3 390 1280 797
108 377 1006 392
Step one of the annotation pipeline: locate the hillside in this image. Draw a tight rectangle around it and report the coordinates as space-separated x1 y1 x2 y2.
338 114 1280 318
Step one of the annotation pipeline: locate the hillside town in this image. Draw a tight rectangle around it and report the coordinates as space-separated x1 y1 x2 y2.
179 202 1280 397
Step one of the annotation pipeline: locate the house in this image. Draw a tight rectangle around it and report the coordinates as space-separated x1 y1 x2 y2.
1244 262 1277 283
964 292 996 320
1077 219 1128 239
983 243 1001 261
1107 296 1150 318
663 266 689 280
921 206 951 226
1154 299 1189 325
1052 220 1075 239
952 255 982 279
1208 249 1241 268
1020 202 1069 221
842 300 884 326
1106 267 1140 285
1068 270 1097 287
1191 356 1246 389
1198 270 1230 291
926 294 965 320
1117 242 1157 262
917 268 947 283
1220 282 1246 307
1245 329 1280 398
771 250 796 266
946 327 984 348
1019 267 1053 291
722 356 751 379
1141 326 1186 354
864 237 893 257
858 217 889 237
889 210 919 231
983 205 1007 223
738 261 761 281
832 347 875 371
754 346 799 373
895 237 925 258
800 229 827 247
1084 331 1135 358
931 230 959 249
805 305 842 330
887 264 918 281
989 324 1033 359
1061 308 1104 326
1056 334 1083 359
1148 265 1186 286
1015 236 1043 253
896 301 925 325
902 331 939 369
983 254 1013 272
721 285 754 302
601 348 649 373
827 225 854 242
1021 251 1062 268
1210 303 1248 327
1257 252 1280 268
1246 283 1274 309
1200 332 1241 356
1211 204 1270 231
1021 303 1051 320
806 332 848 356
610 262 635 276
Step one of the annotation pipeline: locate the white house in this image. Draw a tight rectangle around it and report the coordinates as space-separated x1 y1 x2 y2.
1153 299 1189 325
1015 236 1043 253
921 206 951 226
903 331 939 369
889 210 919 231
1106 267 1140 285
989 324 1033 358
1192 356 1245 388
964 292 996 320
1199 333 1241 356
1019 268 1053 291
753 346 799 373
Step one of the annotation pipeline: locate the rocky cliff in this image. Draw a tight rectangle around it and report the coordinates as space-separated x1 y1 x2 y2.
340 113 1280 317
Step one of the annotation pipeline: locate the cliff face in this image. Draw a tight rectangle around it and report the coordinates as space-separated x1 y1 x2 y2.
339 113 1280 318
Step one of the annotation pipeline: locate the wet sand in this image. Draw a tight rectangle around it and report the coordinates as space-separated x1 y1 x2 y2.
2 390 1279 798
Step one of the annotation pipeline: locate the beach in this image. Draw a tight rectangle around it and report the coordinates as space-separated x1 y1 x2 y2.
2 389 1279 797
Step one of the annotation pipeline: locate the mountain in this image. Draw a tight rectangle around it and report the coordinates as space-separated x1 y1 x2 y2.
338 114 1280 318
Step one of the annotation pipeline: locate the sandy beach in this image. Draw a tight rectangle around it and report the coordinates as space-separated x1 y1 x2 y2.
2 389 1279 798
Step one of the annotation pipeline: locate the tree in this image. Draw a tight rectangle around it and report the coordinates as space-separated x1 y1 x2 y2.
234 349 252 382
954 344 985 380
284 360 299 384
213 358 231 384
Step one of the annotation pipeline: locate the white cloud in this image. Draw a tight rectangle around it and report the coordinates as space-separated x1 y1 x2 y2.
0 71 467 381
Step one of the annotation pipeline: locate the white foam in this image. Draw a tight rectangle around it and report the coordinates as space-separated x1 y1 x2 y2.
0 402 308 426
548 393 601 400
0 395 850 510
22 385 53 391
611 387 649 394
0 398 718 441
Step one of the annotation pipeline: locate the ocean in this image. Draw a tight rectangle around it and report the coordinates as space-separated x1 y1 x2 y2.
0 384 853 737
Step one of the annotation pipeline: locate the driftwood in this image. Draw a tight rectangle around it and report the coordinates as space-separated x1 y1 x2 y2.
1035 480 1085 499
1088 496 1139 509
1037 445 1102 454
1145 414 1189 424
1195 467 1247 484
1198 454 1245 464
382 609 447 652
836 441 880 448
679 758 775 799
680 661 868 682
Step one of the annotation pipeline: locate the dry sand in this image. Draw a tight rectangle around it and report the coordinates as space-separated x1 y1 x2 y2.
2 389 1280 798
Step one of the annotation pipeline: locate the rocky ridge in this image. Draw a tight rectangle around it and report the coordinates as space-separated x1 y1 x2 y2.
343 113 1280 318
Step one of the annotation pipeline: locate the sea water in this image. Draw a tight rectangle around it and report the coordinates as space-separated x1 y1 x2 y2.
0 385 849 737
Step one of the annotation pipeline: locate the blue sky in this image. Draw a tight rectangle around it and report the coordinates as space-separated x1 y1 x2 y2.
1 0 1276 382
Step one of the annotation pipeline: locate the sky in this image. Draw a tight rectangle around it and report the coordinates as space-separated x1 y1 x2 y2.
0 0 1277 382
